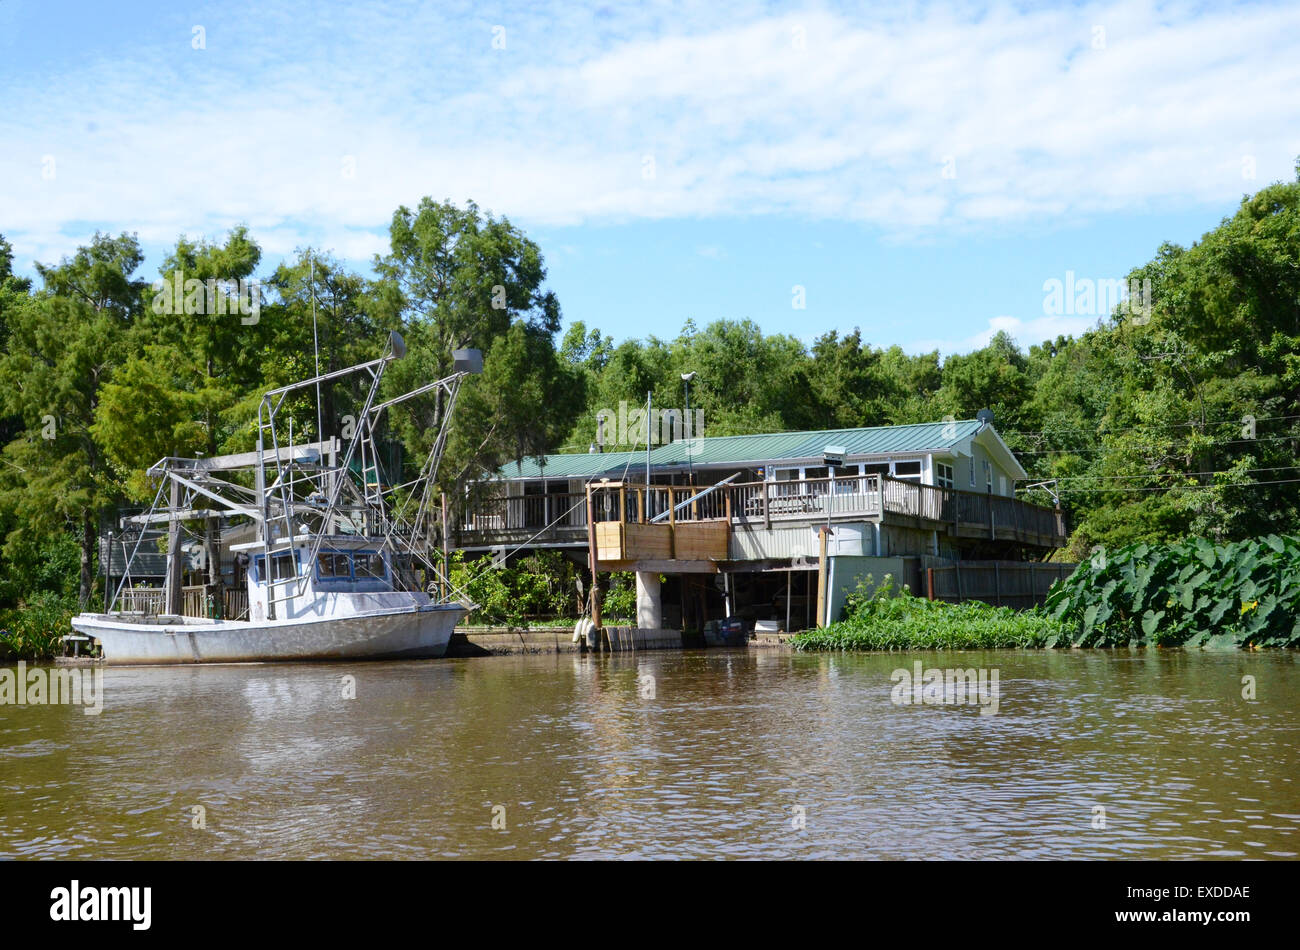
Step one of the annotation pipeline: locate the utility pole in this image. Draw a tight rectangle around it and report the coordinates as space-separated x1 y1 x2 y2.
816 524 829 628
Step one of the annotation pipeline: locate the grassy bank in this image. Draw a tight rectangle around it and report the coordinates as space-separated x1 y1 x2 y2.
0 593 78 661
792 576 1069 652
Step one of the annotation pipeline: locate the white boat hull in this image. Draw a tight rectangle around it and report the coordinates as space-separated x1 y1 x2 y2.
71 603 468 665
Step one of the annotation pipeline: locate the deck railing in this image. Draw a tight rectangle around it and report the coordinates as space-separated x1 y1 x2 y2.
113 584 250 619
460 474 1066 547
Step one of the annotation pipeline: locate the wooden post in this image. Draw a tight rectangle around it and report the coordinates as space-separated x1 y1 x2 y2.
927 567 935 601
165 477 183 617
725 489 732 522
586 483 601 627
955 561 963 602
994 562 1002 607
762 480 771 530
668 485 676 527
785 570 791 633
987 487 995 540
619 485 627 524
637 487 644 524
816 526 829 628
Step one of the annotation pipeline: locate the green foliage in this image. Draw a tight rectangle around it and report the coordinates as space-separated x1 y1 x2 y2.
0 530 81 608
1045 535 1300 648
792 574 1069 651
0 591 78 660
601 572 637 622
448 549 585 626
0 232 144 602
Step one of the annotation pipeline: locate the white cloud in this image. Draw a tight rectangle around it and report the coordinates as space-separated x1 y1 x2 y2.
906 313 1104 355
2 0 1298 269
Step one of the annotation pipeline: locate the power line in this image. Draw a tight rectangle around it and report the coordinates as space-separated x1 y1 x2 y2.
1050 466 1300 482
1051 477 1300 494
1001 414 1300 438
1014 434 1298 456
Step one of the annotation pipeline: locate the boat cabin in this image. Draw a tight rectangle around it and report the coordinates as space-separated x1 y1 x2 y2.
231 536 409 622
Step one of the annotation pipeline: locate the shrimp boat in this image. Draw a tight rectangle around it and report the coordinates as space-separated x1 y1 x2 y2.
72 332 481 664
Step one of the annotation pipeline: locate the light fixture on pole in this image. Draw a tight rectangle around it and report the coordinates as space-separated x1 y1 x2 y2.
681 372 697 484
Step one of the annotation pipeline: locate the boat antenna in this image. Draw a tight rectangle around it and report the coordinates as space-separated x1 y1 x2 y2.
311 251 323 445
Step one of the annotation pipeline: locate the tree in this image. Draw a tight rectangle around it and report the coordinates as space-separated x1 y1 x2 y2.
369 199 584 492
0 232 145 604
94 228 265 491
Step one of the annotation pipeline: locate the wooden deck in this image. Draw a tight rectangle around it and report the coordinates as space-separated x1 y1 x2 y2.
458 473 1067 557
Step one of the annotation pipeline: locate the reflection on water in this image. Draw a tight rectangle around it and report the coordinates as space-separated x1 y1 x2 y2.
1 650 1296 859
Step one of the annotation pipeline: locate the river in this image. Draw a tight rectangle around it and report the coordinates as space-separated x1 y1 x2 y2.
1 649 1296 859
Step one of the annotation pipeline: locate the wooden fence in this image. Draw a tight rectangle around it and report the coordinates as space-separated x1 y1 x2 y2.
926 560 1077 608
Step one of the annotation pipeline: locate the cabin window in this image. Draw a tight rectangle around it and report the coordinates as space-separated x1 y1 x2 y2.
354 552 387 581
317 552 351 578
984 460 993 489
969 460 976 487
936 462 954 489
270 552 298 582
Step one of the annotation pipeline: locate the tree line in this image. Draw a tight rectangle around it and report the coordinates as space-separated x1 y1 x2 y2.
1 168 1297 617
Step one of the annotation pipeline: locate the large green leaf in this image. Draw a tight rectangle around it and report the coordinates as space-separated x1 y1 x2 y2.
1141 609 1164 638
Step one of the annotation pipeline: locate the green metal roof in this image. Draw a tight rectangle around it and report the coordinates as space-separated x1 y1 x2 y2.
495 420 985 479
496 450 643 480
646 420 983 466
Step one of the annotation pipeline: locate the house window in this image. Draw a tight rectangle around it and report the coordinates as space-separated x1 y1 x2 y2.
936 462 954 489
893 460 922 483
804 467 829 494
984 460 992 489
774 468 799 496
969 460 976 487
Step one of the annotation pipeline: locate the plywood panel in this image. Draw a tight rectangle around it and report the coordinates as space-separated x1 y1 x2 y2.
673 522 729 560
624 523 674 559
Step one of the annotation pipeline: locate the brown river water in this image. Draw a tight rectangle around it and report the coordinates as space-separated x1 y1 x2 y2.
1 649 1297 859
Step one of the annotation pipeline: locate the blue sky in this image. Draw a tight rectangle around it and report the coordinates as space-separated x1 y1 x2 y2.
2 0 1297 354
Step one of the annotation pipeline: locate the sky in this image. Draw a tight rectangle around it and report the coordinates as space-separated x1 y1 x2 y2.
1 0 1298 355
